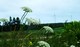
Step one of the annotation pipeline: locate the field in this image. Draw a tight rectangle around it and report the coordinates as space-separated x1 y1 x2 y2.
0 21 80 47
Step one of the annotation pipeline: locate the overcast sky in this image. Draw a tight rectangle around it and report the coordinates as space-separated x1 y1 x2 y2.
0 0 80 23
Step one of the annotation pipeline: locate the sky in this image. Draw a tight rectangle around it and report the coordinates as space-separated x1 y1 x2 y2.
0 0 80 23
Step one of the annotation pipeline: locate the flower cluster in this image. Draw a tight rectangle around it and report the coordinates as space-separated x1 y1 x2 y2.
70 45 75 47
21 7 32 12
26 18 40 25
42 26 54 34
36 41 50 47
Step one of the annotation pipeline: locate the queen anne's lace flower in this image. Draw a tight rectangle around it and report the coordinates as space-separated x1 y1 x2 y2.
36 41 50 47
43 26 54 34
26 18 40 25
21 7 32 12
70 45 75 47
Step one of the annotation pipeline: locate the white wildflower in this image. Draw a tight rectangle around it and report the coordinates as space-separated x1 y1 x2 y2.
36 41 50 47
21 7 32 23
21 7 32 12
70 45 75 47
77 41 80 43
43 26 54 34
26 18 40 25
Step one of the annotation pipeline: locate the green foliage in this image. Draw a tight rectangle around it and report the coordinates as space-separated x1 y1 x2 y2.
0 18 8 22
63 21 80 46
0 21 80 47
64 21 80 31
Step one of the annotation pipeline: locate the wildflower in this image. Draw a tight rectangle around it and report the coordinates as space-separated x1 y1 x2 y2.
21 40 33 47
77 41 80 43
36 41 50 47
22 7 32 12
21 7 32 23
43 26 54 34
70 45 75 47
25 18 40 25
29 41 33 46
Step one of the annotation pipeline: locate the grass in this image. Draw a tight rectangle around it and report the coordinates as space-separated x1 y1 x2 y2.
0 24 80 47
0 27 65 47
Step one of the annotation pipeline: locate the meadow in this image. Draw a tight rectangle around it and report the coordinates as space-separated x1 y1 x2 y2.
0 21 80 47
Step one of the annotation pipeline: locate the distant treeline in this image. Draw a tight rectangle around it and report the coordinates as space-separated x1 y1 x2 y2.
0 17 66 32
23 23 64 30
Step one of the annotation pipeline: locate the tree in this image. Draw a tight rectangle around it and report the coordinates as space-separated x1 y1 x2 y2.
21 7 32 24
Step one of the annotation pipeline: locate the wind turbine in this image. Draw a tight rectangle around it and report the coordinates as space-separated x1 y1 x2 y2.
54 10 56 23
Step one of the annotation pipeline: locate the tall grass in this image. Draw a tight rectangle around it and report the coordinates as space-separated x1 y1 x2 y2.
0 21 80 47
